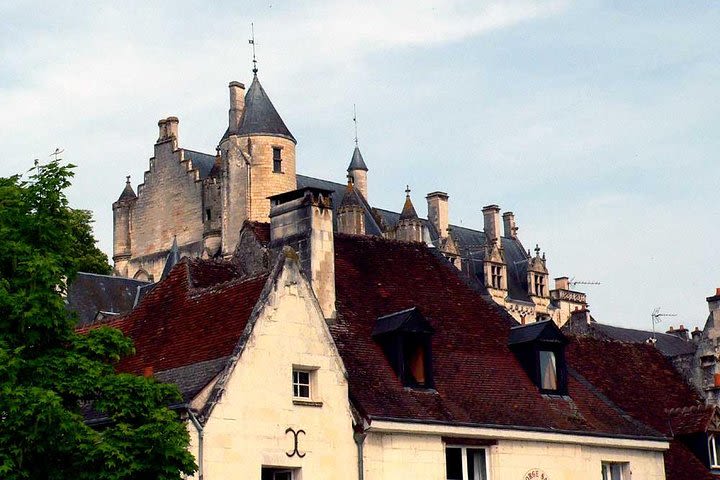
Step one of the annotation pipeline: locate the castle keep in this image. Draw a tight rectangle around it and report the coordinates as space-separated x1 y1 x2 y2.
112 70 588 326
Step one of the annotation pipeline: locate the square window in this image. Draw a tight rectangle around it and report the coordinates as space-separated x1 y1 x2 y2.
601 462 628 480
293 369 310 398
446 446 488 480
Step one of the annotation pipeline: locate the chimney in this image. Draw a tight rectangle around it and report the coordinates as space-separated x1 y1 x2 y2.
165 116 179 142
692 326 702 343
269 187 336 320
502 211 517 239
554 277 570 290
157 118 168 143
426 192 449 239
569 307 592 325
143 366 154 378
482 205 501 245
228 81 246 135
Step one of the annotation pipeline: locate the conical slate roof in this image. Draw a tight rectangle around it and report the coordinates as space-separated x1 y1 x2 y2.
399 190 419 220
236 75 295 143
340 179 364 208
117 177 137 202
347 146 368 171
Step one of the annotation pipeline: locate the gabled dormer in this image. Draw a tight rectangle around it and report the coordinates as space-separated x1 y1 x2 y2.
508 320 568 395
668 405 720 472
527 244 549 298
483 238 507 292
372 307 434 389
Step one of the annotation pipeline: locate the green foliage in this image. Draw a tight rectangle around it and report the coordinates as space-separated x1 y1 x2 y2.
0 160 196 479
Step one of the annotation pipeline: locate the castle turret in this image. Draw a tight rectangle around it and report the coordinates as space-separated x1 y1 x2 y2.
219 73 297 256
347 145 368 201
337 176 366 235
112 176 137 276
396 187 423 243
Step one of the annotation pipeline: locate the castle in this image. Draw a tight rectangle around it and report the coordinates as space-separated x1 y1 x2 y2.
112 69 589 326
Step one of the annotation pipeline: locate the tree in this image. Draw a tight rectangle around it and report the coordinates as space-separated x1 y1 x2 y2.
0 160 196 479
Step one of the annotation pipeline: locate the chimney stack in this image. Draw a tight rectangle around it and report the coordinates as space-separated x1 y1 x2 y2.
482 205 501 245
157 118 168 143
554 277 570 290
426 192 449 239
502 211 517 239
165 116 179 140
228 81 246 135
692 326 702 343
269 187 336 320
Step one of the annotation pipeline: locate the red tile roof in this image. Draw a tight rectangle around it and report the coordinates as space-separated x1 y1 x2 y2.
244 220 270 245
566 336 712 479
331 234 660 438
668 405 717 436
81 258 267 376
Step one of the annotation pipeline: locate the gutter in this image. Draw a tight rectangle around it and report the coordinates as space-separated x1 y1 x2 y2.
354 431 366 480
187 408 204 480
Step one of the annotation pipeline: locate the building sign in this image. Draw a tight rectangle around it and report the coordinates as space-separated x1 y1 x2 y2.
524 469 548 480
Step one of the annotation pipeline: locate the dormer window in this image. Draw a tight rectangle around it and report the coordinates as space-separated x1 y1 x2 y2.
533 274 546 297
710 434 720 468
372 307 435 389
508 320 568 395
491 265 503 289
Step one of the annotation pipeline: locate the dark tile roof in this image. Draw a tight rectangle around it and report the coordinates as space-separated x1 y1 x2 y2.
347 146 368 171
81 259 268 378
221 74 295 143
182 149 217 179
508 320 566 345
667 405 717 435
372 307 433 336
566 336 712 479
155 356 230 402
594 323 697 357
67 273 150 326
331 234 663 439
160 237 181 280
339 181 364 208
117 179 137 201
399 193 419 220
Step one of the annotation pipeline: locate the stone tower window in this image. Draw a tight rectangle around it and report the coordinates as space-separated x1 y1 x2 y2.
273 147 282 173
534 274 545 296
205 208 212 222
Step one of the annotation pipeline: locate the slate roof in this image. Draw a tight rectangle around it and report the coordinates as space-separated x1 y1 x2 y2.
330 234 664 439
220 74 295 143
508 320 565 345
566 336 713 480
80 259 268 398
117 179 137 202
399 193 419 220
66 273 150 327
594 323 697 357
347 146 368 171
182 149 218 179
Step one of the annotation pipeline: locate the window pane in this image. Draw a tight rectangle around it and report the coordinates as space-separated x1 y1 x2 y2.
539 350 557 390
610 464 622 480
467 449 487 480
445 447 462 480
298 371 309 384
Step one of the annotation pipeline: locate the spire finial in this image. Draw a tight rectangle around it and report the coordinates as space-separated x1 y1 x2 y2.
125 175 131 184
535 244 541 256
405 185 411 197
249 22 258 75
353 104 358 146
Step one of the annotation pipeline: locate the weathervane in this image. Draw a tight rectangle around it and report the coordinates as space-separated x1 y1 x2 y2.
249 22 259 74
353 104 359 146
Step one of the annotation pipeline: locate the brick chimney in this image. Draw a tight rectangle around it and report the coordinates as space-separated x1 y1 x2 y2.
228 81 245 135
426 192 449 239
269 187 336 320
482 204 501 245
666 324 690 341
502 211 517 239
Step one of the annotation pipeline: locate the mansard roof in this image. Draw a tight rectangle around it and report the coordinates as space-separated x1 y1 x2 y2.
331 234 664 440
228 74 295 143
347 146 368 171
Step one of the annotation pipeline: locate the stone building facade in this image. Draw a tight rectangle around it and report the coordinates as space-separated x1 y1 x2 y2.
112 70 589 326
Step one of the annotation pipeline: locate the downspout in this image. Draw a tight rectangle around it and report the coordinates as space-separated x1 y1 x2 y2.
188 409 204 480
354 431 366 480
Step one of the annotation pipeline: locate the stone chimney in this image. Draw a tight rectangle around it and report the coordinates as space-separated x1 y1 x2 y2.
666 325 690 341
706 288 720 342
502 211 517 239
269 187 336 320
482 205 501 245
691 326 702 343
554 277 570 290
157 118 167 143
228 81 246 135
426 192 449 239
157 117 179 148
166 116 179 139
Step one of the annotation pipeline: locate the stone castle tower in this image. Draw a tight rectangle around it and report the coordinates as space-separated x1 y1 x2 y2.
112 72 296 281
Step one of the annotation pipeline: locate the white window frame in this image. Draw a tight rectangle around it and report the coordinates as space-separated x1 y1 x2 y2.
445 445 490 480
709 434 720 468
292 368 311 399
601 461 629 480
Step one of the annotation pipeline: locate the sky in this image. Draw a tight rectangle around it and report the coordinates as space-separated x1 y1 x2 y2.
2 0 719 332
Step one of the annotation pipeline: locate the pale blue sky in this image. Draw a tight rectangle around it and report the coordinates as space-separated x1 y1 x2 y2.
2 0 719 332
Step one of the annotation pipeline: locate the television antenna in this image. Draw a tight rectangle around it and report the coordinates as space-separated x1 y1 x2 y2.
50 148 64 161
569 277 601 286
650 307 677 342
